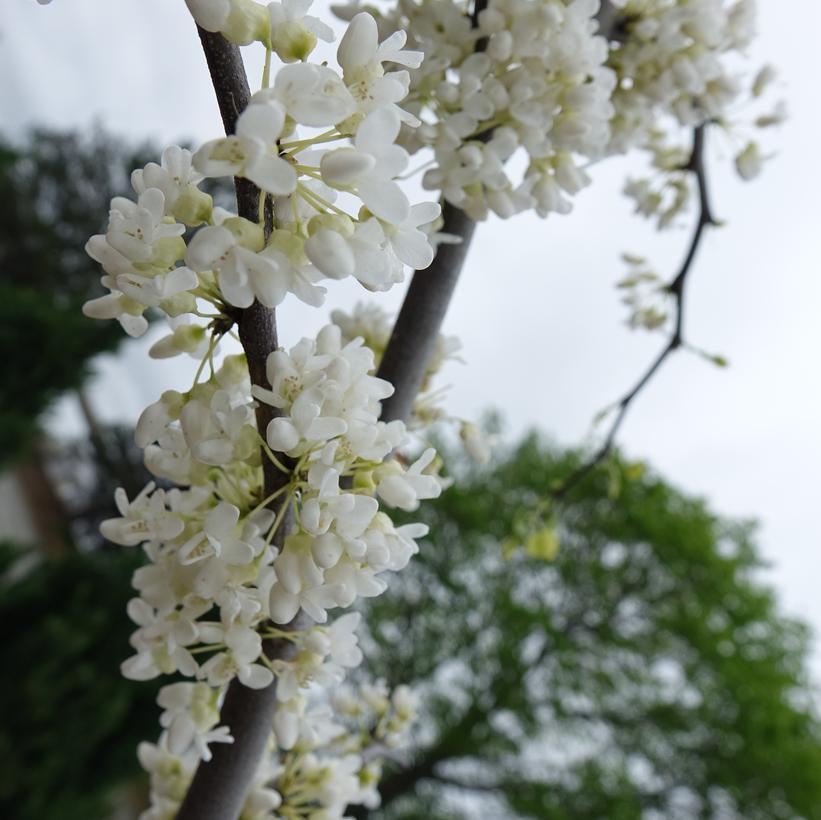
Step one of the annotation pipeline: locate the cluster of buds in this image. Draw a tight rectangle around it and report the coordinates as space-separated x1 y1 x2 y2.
344 0 616 219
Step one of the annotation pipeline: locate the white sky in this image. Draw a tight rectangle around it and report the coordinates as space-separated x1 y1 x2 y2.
4 1 821 669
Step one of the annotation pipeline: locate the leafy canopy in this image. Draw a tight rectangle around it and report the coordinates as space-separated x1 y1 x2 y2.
360 435 821 820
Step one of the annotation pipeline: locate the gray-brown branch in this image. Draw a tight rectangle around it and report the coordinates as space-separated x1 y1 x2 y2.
374 0 489 421
551 124 717 502
176 29 307 820
376 202 477 423
376 0 622 423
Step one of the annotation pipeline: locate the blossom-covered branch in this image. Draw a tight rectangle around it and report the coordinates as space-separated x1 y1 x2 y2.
33 0 783 817
77 2 449 817
175 28 295 820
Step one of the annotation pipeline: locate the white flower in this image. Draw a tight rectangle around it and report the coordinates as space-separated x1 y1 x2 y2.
338 12 423 80
194 102 296 195
82 292 149 338
265 63 356 127
200 624 274 688
321 107 410 223
100 484 184 547
185 224 287 309
267 386 349 453
337 13 423 122
375 448 442 511
383 201 441 269
178 502 255 565
179 390 256 466
116 266 199 310
121 598 200 681
268 0 334 62
104 189 185 264
158 682 234 762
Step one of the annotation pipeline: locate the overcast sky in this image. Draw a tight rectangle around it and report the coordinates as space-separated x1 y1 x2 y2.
5 1 821 669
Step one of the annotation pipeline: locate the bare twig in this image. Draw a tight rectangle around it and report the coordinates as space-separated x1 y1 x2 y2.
176 29 309 820
550 124 717 502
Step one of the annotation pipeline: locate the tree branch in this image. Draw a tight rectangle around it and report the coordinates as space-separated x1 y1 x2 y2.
376 0 623 425
176 28 308 820
375 0 489 424
376 202 477 423
550 124 717 502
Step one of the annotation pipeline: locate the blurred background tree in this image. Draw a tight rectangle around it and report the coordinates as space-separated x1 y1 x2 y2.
2 430 819 819
355 436 821 820
0 540 156 820
0 127 158 465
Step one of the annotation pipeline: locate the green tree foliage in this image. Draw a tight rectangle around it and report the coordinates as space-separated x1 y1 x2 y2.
0 542 155 820
0 128 156 463
358 435 821 819
4 435 819 819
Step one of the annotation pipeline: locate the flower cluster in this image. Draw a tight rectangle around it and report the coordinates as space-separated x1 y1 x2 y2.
83 5 440 340
337 0 616 219
139 672 418 819
606 0 757 152
330 302 461 425
251 324 443 625
331 302 492 461
608 0 785 226
74 2 451 815
100 319 440 816
616 252 671 331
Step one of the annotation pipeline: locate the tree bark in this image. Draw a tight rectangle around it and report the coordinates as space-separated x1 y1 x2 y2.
176 28 303 820
376 203 476 423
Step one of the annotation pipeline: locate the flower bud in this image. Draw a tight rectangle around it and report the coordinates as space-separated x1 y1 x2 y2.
320 148 375 186
272 20 317 63
305 229 355 280
311 533 343 569
222 216 265 251
222 0 270 46
172 184 213 226
149 324 207 359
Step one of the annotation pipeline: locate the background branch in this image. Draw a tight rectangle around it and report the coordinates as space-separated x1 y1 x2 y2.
551 124 717 502
376 203 477 423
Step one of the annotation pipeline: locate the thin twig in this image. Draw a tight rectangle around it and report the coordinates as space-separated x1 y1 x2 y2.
550 124 717 502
